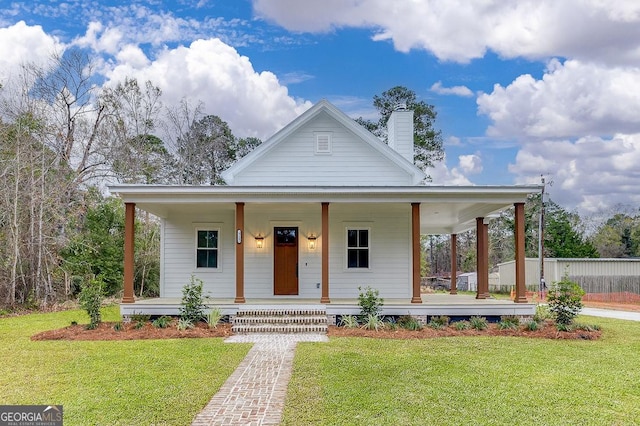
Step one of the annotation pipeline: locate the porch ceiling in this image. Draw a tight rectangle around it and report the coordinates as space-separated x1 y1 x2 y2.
109 184 540 234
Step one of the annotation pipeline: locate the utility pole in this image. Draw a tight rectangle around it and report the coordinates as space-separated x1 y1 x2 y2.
539 175 546 296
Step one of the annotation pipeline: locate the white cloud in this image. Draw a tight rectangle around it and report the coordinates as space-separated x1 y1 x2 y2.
477 59 640 139
253 0 640 64
0 21 64 83
446 136 462 146
106 38 312 139
509 134 640 213
430 81 473 97
279 71 314 85
428 155 474 185
458 154 483 174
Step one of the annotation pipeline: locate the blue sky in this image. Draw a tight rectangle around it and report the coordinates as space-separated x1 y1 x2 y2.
1 0 640 216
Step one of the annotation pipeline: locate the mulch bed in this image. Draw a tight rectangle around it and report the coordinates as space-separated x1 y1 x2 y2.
328 322 601 340
31 321 232 341
31 320 600 341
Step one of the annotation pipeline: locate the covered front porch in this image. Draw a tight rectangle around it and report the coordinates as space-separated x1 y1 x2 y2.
111 185 539 317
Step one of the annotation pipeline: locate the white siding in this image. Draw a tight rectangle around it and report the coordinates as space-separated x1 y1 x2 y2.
328 203 412 299
231 112 413 186
244 203 323 298
161 207 236 298
160 202 414 300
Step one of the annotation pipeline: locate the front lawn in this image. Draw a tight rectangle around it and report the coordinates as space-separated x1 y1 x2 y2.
0 306 250 425
283 315 640 425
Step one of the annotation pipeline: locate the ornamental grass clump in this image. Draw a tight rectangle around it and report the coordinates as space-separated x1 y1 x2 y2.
152 315 171 329
454 320 471 331
362 313 384 331
206 308 223 329
428 315 450 330
469 316 488 330
339 315 359 328
398 315 423 331
547 276 585 327
498 315 521 330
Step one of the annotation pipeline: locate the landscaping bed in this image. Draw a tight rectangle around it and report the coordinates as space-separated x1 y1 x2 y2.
327 320 601 340
31 321 232 341
31 319 600 341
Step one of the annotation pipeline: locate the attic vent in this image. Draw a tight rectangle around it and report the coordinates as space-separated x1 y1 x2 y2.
315 133 332 154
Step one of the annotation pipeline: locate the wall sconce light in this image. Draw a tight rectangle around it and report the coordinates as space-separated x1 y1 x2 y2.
308 234 317 250
255 235 264 249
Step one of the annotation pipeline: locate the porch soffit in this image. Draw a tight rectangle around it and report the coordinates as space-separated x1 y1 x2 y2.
110 184 540 235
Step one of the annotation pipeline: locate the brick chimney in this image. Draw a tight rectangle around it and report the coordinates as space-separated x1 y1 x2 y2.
387 103 414 163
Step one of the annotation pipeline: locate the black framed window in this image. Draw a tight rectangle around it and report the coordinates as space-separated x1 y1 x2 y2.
196 230 218 268
347 229 369 268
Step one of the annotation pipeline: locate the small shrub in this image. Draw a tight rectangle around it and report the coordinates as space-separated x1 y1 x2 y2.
385 318 398 330
428 315 450 329
533 304 551 323
525 320 539 331
556 322 574 332
206 308 223 329
79 277 104 329
398 315 423 331
179 275 207 323
130 312 150 329
469 316 488 330
177 318 194 331
152 315 171 329
339 315 359 328
70 320 78 326
358 286 384 318
362 314 384 331
454 320 470 331
113 322 124 331
498 315 520 330
547 276 585 326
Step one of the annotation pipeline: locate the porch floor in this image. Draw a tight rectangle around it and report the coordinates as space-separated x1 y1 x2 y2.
121 293 536 318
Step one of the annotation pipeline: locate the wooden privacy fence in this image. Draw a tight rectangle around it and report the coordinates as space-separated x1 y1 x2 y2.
571 275 640 303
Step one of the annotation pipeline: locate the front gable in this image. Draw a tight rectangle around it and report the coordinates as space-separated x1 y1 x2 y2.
221 100 425 186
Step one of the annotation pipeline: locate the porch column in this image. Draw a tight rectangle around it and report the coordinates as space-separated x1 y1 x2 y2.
514 202 527 303
321 202 330 303
450 234 457 295
234 202 246 303
475 217 489 299
481 222 491 298
411 203 422 303
122 202 135 303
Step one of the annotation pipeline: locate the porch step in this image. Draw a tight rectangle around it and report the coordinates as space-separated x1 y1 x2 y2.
232 308 328 334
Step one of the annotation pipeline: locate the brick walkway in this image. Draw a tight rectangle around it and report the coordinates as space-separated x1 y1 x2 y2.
191 333 328 426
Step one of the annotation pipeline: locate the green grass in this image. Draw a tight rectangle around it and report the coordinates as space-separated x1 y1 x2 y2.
0 306 250 425
283 315 640 425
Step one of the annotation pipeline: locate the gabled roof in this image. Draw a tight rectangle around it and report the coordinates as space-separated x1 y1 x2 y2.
221 99 426 185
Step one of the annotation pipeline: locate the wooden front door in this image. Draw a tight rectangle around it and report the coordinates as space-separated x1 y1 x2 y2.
274 227 299 295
